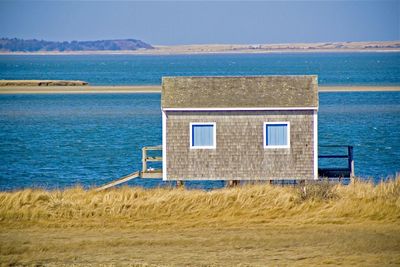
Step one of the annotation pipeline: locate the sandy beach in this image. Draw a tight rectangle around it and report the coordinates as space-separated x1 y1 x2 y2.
0 85 399 94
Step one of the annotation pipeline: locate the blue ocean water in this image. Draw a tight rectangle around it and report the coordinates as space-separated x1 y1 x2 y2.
0 53 399 85
0 53 399 190
0 92 399 191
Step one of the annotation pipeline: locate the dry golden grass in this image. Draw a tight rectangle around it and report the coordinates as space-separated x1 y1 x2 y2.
1 177 399 266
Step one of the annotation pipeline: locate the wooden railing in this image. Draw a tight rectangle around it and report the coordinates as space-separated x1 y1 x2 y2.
318 145 354 178
95 145 163 191
141 145 163 178
96 144 356 190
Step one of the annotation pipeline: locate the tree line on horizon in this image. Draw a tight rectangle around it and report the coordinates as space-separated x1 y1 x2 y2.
0 38 153 52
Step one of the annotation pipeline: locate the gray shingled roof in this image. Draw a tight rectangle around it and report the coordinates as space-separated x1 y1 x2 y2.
161 76 318 109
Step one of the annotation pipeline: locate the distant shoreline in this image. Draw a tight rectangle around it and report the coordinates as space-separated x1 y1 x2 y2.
0 85 399 94
0 41 399 55
1 49 399 56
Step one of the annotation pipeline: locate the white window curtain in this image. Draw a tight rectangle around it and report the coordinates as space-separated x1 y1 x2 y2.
267 124 288 146
192 124 214 147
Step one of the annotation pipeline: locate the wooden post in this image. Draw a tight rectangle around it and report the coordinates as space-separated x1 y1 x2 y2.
227 180 240 187
348 146 355 178
142 147 147 172
176 180 184 188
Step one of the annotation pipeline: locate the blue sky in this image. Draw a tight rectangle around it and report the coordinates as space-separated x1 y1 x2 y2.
0 1 398 45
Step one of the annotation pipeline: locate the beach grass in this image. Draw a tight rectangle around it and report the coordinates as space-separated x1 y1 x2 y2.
1 177 399 266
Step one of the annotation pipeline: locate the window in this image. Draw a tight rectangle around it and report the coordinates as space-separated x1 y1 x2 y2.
264 122 290 148
190 122 216 149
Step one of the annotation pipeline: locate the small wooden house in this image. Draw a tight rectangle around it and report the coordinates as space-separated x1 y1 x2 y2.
161 76 319 181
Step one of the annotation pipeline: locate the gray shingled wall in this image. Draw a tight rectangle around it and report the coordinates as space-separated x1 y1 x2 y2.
165 110 315 180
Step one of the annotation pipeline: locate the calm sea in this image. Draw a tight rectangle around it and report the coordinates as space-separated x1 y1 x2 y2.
0 53 399 190
1 53 399 85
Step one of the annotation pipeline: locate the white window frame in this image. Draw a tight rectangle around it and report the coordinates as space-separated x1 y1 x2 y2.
263 121 290 149
189 122 216 149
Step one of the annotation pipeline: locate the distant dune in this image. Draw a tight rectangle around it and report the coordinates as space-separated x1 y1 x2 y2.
1 40 398 55
149 41 400 55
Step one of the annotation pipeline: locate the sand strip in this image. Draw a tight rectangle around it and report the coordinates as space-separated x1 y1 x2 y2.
319 86 400 92
0 85 399 94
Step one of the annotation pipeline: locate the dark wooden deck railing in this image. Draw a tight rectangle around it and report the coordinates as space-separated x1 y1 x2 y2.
318 145 354 178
